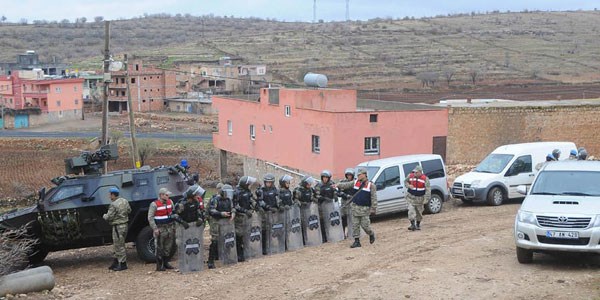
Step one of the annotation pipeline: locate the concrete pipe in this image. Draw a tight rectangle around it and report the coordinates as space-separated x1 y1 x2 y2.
0 266 55 297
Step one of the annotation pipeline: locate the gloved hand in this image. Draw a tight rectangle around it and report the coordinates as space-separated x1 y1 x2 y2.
258 200 266 208
246 210 253 217
220 211 231 218
195 220 203 227
181 221 190 229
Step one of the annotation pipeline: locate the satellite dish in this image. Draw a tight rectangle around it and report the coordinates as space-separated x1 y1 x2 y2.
109 61 123 72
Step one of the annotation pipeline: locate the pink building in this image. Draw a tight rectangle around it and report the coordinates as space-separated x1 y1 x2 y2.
213 88 448 180
0 71 83 128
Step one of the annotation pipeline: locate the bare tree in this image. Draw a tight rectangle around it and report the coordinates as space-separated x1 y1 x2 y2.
417 71 439 87
1 16 6 23
19 18 28 25
0 227 37 276
137 140 157 166
94 16 104 23
443 68 455 86
468 66 482 85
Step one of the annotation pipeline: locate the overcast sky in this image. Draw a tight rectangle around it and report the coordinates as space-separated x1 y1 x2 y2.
3 0 600 22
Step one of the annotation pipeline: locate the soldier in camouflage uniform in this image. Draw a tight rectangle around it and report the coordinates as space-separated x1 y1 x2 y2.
207 184 235 269
147 187 177 271
338 168 356 236
233 176 257 262
334 168 376 248
404 165 431 231
103 187 131 271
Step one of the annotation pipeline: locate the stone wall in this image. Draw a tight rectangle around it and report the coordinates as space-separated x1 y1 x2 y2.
242 156 321 186
447 105 600 164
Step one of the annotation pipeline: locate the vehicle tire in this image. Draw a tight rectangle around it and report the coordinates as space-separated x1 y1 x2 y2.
487 187 505 206
28 246 49 265
424 193 443 214
135 226 177 263
516 247 533 264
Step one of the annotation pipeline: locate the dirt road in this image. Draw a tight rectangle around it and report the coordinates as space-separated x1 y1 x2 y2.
19 200 599 300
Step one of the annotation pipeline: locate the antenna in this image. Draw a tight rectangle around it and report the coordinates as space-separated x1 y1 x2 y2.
346 0 350 21
313 0 317 23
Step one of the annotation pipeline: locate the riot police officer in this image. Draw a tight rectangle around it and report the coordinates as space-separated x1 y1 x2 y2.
207 184 235 269
233 176 257 262
256 173 281 254
176 184 207 227
294 176 317 206
338 168 356 236
316 170 336 242
278 175 296 208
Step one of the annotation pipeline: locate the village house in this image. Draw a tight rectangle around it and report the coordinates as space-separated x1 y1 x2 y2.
0 50 68 76
212 87 448 180
0 70 83 128
107 59 177 112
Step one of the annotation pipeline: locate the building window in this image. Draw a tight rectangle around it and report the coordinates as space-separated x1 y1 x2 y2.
131 78 136 84
56 100 61 107
74 99 79 105
370 114 378 123
312 135 320 153
269 89 280 105
227 120 233 135
284 105 291 117
55 87 61 94
135 64 139 71
269 125 273 133
74 86 77 92
364 137 380 155
262 124 266 132
250 125 256 140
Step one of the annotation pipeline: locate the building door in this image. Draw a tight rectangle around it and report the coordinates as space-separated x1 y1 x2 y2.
14 114 29 129
0 117 3 129
432 136 447 162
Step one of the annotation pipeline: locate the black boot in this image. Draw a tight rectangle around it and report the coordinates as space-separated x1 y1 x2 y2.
112 261 128 271
369 233 375 244
416 221 421 230
236 237 245 262
156 256 165 272
408 220 416 231
108 258 118 270
208 241 217 269
350 238 361 248
163 256 174 269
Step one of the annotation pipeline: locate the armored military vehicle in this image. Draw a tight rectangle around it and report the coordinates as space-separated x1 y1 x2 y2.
0 143 191 264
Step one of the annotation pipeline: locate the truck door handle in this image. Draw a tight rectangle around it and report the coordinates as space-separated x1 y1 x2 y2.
529 174 535 177
398 186 403 189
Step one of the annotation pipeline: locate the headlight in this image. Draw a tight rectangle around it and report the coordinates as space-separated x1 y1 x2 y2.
517 211 536 225
593 216 600 227
470 180 481 188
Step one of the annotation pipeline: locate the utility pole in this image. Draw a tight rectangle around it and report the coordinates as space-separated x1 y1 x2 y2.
313 0 317 23
346 0 350 21
124 54 140 169
101 20 111 174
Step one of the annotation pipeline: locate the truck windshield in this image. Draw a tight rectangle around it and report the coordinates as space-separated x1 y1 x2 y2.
475 154 514 174
531 171 600 196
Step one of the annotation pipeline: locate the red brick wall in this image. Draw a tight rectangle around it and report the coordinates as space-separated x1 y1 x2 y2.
447 105 600 164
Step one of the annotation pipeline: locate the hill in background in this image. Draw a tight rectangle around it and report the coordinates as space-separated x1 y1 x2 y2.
1 10 600 100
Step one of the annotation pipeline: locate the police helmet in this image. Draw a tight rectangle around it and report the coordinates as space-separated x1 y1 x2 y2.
546 154 554 161
180 159 188 168
552 149 561 159
300 176 316 187
186 184 206 199
279 175 293 187
215 182 224 193
221 184 234 199
320 170 332 178
570 149 578 156
578 149 588 160
263 173 276 183
238 176 257 189
109 187 120 196
344 168 355 177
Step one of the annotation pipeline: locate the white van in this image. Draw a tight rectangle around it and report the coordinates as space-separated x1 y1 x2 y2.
356 154 450 215
452 142 577 206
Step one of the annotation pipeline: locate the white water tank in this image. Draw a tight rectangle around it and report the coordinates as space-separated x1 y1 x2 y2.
303 73 328 88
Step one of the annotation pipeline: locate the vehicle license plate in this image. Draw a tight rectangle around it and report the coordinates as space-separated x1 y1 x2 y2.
452 188 462 194
546 231 579 239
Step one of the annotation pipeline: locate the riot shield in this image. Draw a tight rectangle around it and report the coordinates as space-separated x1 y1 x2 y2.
285 205 304 251
243 213 263 260
320 201 344 243
217 218 237 265
265 210 286 255
176 224 204 273
301 202 322 247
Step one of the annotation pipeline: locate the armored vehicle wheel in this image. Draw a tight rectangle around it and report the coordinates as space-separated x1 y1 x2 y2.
28 246 49 265
424 193 443 214
135 226 177 263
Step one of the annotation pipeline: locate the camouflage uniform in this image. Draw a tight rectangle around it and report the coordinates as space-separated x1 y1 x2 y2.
103 197 131 263
147 199 176 259
336 178 377 240
404 172 431 224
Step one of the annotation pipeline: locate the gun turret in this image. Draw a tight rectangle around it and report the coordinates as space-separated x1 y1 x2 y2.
64 143 119 175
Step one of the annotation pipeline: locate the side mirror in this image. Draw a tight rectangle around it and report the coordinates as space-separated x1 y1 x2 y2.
516 185 527 195
376 184 384 191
